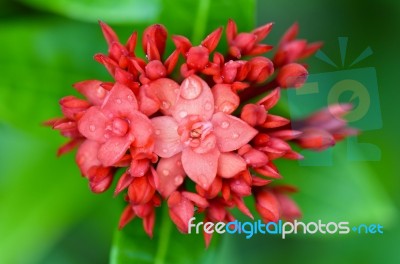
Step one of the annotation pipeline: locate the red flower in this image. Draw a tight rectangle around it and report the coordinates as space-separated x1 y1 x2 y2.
152 75 257 195
78 82 153 166
46 19 357 245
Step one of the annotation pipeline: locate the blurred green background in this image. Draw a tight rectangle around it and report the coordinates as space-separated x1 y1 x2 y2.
0 0 399 263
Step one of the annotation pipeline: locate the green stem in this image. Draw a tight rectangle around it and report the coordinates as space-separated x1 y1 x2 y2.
191 0 211 44
154 204 173 264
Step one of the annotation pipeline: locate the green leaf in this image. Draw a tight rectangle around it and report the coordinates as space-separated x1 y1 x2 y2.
159 0 255 43
17 0 161 24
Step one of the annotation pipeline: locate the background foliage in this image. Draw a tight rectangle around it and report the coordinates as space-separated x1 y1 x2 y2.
0 0 399 263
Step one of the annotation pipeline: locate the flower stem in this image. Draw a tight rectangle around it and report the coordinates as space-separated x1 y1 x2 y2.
192 0 211 44
154 204 172 264
239 80 278 102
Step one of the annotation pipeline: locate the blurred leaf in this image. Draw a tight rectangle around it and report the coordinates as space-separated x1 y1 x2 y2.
0 18 125 263
276 143 397 225
17 0 161 24
159 0 255 43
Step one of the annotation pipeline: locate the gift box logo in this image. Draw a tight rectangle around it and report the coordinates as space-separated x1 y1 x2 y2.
287 37 382 166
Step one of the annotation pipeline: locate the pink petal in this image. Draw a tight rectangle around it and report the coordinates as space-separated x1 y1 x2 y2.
98 136 132 167
76 140 102 176
118 205 136 229
99 21 119 47
138 85 159 116
217 152 247 178
257 87 280 110
255 190 280 222
181 146 220 189
211 84 239 114
151 116 182 158
73 80 108 106
182 191 209 208
155 153 185 197
168 191 194 233
171 75 214 122
78 106 108 142
102 82 138 117
150 78 180 115
128 110 154 147
240 104 267 126
211 112 258 152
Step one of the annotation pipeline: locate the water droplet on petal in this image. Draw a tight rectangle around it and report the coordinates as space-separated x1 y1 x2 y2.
232 132 239 139
181 77 202 99
155 129 161 135
89 125 96 132
127 95 133 101
174 175 183 185
96 87 106 98
104 133 110 139
179 111 188 118
176 160 182 166
162 169 170 176
220 121 230 128
204 101 213 111
116 99 122 104
161 101 171 110
162 149 168 153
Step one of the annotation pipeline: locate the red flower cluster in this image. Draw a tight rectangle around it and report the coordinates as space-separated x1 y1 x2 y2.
46 20 356 245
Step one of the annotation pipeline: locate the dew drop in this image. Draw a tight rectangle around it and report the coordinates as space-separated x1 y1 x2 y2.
181 78 202 99
161 101 171 110
162 169 170 176
179 111 188 118
116 99 122 104
155 129 161 135
174 175 183 185
176 160 182 166
89 125 96 132
204 101 213 111
162 148 168 153
220 121 230 128
232 132 239 139
127 95 133 101
104 133 110 139
96 87 106 98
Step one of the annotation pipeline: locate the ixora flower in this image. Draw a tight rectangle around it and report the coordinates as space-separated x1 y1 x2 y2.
46 19 357 245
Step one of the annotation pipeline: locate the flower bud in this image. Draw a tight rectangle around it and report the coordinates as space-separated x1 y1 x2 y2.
277 63 308 88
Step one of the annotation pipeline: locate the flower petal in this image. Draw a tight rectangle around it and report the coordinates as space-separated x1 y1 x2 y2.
172 75 214 122
217 152 247 178
151 78 180 115
102 82 138 116
151 116 182 158
73 80 108 106
98 136 131 167
78 106 108 142
181 146 220 189
76 140 102 176
211 84 239 114
128 110 154 147
155 153 185 197
211 112 258 152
